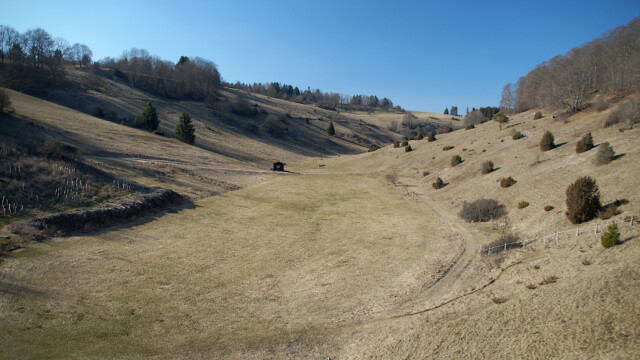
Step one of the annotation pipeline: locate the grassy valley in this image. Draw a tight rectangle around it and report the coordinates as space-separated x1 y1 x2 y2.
0 51 639 358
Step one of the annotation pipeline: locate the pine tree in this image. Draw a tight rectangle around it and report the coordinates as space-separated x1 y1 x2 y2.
444 108 449 115
600 223 620 248
139 102 159 130
327 121 335 136
492 111 509 129
175 112 195 144
575 132 594 153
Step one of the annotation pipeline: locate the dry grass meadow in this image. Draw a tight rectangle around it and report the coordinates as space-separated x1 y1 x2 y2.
1 84 639 359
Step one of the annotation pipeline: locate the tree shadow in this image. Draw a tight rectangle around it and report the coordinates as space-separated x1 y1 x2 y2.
553 142 568 148
620 235 637 245
614 153 627 160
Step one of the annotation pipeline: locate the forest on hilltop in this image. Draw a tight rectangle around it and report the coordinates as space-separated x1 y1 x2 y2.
501 17 640 113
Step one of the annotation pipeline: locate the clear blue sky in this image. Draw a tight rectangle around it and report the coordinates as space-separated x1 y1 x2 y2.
2 0 639 112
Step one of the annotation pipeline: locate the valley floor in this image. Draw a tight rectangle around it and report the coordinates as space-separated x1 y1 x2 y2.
1 163 638 359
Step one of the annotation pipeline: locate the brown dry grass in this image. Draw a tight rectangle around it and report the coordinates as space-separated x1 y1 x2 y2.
1 84 639 359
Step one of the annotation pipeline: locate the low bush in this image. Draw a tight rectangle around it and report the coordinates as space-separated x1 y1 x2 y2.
443 145 454 151
540 131 555 151
432 177 445 189
465 124 475 130
427 132 436 142
594 142 615 165
533 111 543 119
511 129 524 140
405 145 412 152
459 199 507 222
540 275 558 285
575 132 594 153
600 223 621 248
544 205 554 212
517 201 530 209
597 205 619 220
393 141 400 148
500 177 516 188
451 155 462 166
440 126 453 134
594 100 609 112
368 145 379 152
484 233 521 255
416 132 424 140
481 160 494 174
400 140 408 147
152 129 164 136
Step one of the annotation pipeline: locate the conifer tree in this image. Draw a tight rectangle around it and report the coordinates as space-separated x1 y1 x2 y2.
137 102 159 130
601 223 620 248
444 108 449 115
175 112 195 144
327 121 335 136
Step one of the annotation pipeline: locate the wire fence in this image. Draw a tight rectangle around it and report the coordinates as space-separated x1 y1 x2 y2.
483 215 638 255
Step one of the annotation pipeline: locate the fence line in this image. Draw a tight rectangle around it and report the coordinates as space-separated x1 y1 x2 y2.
484 215 638 255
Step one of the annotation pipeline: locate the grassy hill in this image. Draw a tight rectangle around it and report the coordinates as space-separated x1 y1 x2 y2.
0 74 639 359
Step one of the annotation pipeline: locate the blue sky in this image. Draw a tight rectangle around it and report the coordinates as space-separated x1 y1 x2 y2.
2 0 639 112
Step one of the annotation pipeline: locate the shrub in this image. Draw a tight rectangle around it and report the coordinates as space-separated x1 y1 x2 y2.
544 205 554 212
540 275 558 285
231 97 256 117
459 199 507 222
575 132 594 153
443 145 454 151
451 155 462 166
540 131 555 151
604 106 623 127
484 233 521 255
368 145 379 152
517 201 530 209
152 129 164 136
427 132 436 142
93 106 105 118
175 112 195 144
405 145 412 152
0 88 11 115
432 177 445 189
600 223 621 248
597 205 619 220
481 161 494 174
594 142 615 165
465 124 475 130
393 141 400 148
533 111 543 119
511 129 524 140
408 136 415 141
416 131 424 140
566 176 601 224
400 140 408 147
500 177 516 188
594 100 609 112
265 115 284 138
440 126 453 134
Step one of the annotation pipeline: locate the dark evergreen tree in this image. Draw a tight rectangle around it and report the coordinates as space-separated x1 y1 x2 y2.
565 176 601 224
444 108 449 115
175 112 195 144
137 102 159 130
327 121 335 136
540 131 555 151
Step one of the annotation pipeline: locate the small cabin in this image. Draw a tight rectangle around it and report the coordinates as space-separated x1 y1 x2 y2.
273 162 286 172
